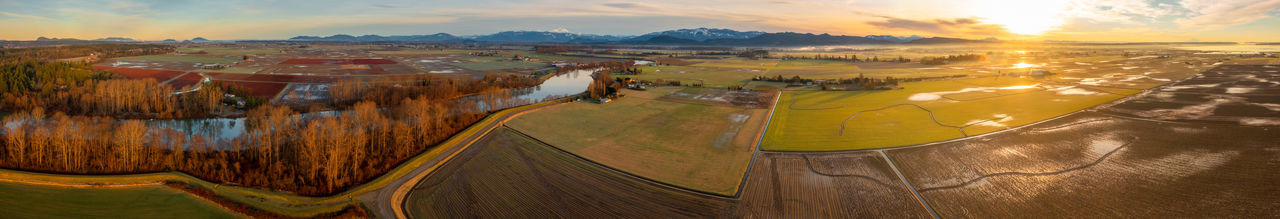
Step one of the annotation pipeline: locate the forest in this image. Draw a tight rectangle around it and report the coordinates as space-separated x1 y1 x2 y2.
0 44 561 195
0 74 548 195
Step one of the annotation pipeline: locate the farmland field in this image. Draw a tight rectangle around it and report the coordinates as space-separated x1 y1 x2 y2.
179 47 281 55
193 67 261 74
0 181 240 218
886 111 1280 217
507 87 765 195
117 55 243 64
405 127 738 218
166 72 205 89
105 67 188 82
212 80 289 99
761 76 1134 151
734 151 934 218
448 60 549 71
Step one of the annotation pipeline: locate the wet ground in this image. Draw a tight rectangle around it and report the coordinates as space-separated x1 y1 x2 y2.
405 65 1280 218
1104 65 1280 125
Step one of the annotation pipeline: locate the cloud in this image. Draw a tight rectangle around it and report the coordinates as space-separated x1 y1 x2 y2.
866 16 1010 36
0 11 48 20
1176 0 1280 28
1063 0 1184 24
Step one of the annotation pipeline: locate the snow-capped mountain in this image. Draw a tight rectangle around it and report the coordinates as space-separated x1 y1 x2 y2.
470 31 629 43
630 28 766 41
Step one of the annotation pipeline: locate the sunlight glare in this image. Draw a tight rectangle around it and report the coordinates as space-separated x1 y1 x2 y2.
1011 63 1040 69
972 0 1071 35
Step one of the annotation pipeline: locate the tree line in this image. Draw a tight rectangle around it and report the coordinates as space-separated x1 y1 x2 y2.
919 54 986 65
0 44 561 195
0 73 545 195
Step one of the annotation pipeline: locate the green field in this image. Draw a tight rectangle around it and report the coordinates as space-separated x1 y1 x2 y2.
0 181 240 218
762 77 1136 151
117 55 243 63
194 67 261 74
178 47 280 55
632 58 1005 88
449 60 549 71
508 87 763 195
371 49 483 55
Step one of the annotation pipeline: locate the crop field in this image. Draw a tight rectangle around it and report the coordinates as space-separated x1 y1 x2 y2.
758 53 1223 151
1102 65 1280 125
102 67 188 82
761 76 1134 151
212 80 289 99
733 151 934 218
193 67 262 74
276 83 331 106
203 73 344 83
657 87 775 109
279 58 397 65
117 55 243 64
448 59 549 71
0 181 239 218
405 127 738 218
370 49 482 55
402 64 1279 218
179 47 281 55
165 72 205 89
885 111 1280 217
507 87 766 195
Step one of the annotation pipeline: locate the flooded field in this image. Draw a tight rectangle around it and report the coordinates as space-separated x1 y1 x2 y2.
887 111 1279 217
1104 65 1280 125
406 64 1280 217
734 151 933 218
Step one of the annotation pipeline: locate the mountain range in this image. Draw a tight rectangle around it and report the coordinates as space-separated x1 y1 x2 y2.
286 28 993 46
16 28 992 46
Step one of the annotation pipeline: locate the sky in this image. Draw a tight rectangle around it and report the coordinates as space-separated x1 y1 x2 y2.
1 0 1278 42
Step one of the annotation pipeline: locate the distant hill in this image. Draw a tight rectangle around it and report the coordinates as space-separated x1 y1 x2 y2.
630 28 765 41
94 37 138 42
621 35 702 45
865 35 923 43
906 37 992 44
706 32 891 46
625 32 893 46
470 31 627 43
289 33 461 42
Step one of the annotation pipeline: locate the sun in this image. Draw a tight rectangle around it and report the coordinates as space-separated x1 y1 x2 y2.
971 0 1071 35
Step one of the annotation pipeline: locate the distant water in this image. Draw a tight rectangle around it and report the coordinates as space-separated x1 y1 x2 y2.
1176 44 1280 54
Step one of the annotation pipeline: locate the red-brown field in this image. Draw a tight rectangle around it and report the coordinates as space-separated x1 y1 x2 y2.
212 80 289 99
204 73 345 83
166 72 205 89
279 58 397 65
